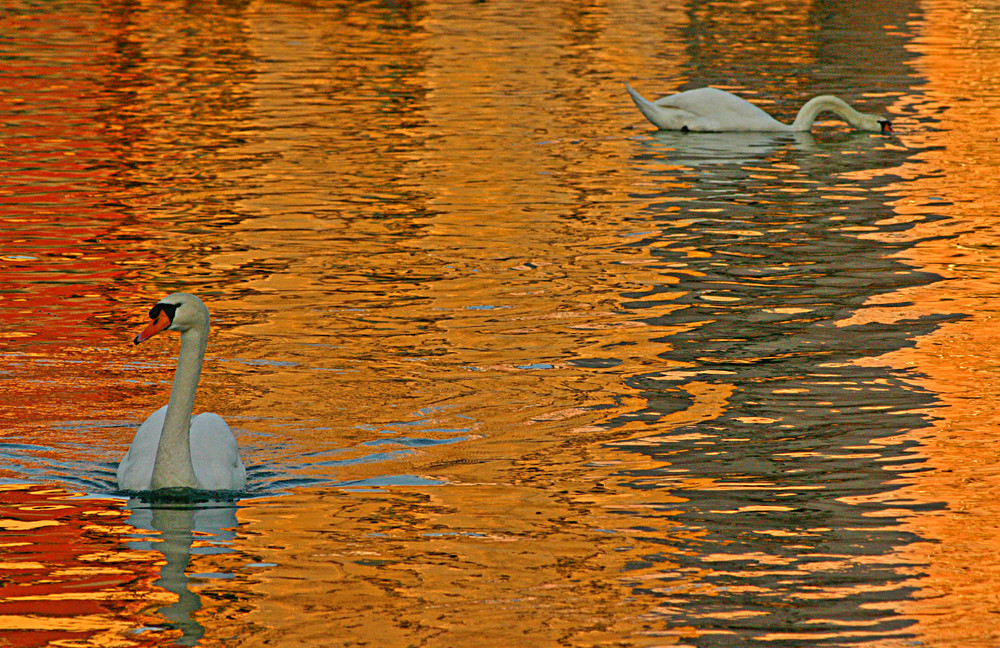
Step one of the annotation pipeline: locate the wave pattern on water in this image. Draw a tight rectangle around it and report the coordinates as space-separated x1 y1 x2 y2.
5 0 1000 646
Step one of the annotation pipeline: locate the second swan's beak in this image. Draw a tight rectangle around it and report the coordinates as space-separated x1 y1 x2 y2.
134 309 172 345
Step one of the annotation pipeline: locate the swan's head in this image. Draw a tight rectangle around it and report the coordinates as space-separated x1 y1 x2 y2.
134 293 211 344
875 117 893 133
858 113 893 133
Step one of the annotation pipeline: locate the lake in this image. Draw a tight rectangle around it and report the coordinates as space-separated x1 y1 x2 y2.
2 0 1000 646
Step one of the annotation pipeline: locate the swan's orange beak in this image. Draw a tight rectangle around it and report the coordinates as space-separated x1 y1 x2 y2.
134 310 172 345
880 120 893 133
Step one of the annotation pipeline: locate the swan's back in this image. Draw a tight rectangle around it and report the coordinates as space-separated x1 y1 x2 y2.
654 87 787 131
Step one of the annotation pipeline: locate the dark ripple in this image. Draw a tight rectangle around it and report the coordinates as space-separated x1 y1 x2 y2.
605 122 947 644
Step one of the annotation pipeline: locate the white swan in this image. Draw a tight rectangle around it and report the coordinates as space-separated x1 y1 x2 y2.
626 84 892 133
117 293 246 492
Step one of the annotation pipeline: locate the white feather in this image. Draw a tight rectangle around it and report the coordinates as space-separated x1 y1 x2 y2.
117 293 246 492
626 84 890 133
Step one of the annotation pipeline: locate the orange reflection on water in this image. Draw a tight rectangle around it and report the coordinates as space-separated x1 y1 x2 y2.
208 380 735 647
0 485 168 647
1 0 970 645
843 2 1000 646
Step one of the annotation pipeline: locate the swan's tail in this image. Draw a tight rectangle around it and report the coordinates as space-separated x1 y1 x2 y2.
626 83 674 129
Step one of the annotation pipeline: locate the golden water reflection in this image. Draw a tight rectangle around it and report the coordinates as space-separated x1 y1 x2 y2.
0 485 161 646
844 1 1000 645
6 0 1000 645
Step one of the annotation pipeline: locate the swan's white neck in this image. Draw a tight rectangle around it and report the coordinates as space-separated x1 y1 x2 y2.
150 326 207 489
791 95 866 131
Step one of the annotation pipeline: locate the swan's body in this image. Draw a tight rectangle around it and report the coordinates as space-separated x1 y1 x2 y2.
626 84 892 133
117 293 246 492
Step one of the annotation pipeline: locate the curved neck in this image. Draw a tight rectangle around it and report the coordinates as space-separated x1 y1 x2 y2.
150 326 208 489
791 96 864 131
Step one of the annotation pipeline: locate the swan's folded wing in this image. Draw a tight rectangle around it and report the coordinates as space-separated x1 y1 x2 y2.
626 83 720 131
117 405 168 491
190 413 247 491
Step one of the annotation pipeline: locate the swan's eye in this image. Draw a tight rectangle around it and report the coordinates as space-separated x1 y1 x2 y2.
879 120 893 133
148 303 178 322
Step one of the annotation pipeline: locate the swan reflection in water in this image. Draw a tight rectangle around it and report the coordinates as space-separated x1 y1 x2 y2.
630 129 856 179
635 126 890 173
642 130 819 167
125 498 240 646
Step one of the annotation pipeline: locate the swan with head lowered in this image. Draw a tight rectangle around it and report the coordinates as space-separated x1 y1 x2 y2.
117 293 246 492
625 84 892 133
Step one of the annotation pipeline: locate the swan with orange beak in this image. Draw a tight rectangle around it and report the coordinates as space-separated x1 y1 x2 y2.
117 293 246 492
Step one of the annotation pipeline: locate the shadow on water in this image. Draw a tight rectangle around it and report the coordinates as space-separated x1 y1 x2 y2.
603 127 955 643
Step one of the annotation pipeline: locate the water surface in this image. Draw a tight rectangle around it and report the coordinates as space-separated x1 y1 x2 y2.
3 0 1000 646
